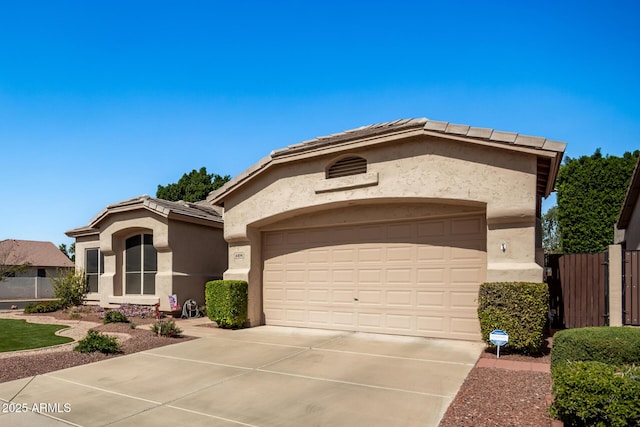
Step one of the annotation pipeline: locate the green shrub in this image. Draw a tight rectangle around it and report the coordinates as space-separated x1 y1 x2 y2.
74 330 121 354
551 327 640 372
551 361 640 426
52 269 86 308
206 280 248 328
103 310 129 324
477 282 549 354
24 300 63 313
150 319 182 337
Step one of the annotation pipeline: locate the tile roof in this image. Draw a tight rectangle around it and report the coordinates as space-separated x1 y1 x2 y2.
0 239 74 268
209 117 566 203
65 195 223 237
270 118 566 158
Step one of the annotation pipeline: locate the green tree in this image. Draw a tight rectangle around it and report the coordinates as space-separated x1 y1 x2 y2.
542 205 562 253
58 242 76 262
156 167 230 202
556 149 639 253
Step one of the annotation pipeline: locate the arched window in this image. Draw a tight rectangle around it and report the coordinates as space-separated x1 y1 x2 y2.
326 156 367 179
125 234 157 295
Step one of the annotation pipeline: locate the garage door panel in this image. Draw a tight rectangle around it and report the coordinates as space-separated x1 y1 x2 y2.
333 249 356 263
308 289 330 304
386 268 413 283
333 311 356 327
416 291 446 308
263 214 486 340
450 291 478 308
332 290 355 304
358 269 383 283
386 290 413 306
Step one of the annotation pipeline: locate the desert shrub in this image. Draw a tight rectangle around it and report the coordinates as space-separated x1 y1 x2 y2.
206 280 248 328
477 282 549 354
103 310 129 324
52 269 86 308
74 330 121 354
150 319 182 337
551 327 640 372
24 300 63 313
550 361 640 426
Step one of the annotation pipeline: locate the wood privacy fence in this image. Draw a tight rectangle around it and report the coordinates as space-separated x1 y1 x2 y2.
547 252 609 329
624 250 640 326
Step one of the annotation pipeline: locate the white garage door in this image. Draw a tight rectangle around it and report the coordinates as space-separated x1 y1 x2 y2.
262 214 486 340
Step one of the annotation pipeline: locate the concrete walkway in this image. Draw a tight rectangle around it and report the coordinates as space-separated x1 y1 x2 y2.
0 319 485 427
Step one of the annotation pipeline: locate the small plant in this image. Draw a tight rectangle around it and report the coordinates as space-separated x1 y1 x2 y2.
24 301 63 314
129 322 137 330
477 282 549 354
70 313 82 320
551 361 640 426
206 280 248 328
150 319 182 337
74 330 121 354
103 310 129 324
52 269 87 308
551 327 640 372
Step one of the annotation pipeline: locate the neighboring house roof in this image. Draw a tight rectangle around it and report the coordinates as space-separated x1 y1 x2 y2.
208 118 566 205
617 155 640 229
65 195 224 238
0 239 74 268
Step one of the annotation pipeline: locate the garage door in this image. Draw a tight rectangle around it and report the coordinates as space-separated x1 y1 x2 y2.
262 214 486 340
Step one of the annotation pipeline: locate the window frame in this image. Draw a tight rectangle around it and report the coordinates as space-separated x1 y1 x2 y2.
124 233 157 296
85 248 103 293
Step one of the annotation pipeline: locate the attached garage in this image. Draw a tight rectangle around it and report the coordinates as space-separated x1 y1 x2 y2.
262 214 486 340
208 118 566 340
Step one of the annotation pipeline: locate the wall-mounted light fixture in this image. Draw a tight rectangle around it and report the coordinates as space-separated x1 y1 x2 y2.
500 242 507 253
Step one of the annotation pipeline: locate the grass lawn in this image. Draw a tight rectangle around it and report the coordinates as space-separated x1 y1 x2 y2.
0 319 73 352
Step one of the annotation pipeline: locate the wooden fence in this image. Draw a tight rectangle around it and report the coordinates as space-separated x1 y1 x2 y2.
624 250 640 326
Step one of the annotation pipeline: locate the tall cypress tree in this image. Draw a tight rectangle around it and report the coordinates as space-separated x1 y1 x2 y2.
556 149 639 253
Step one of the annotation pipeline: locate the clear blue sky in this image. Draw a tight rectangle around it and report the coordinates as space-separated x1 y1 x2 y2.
1 1 639 247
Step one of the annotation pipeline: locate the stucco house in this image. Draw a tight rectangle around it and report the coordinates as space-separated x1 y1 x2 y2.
208 118 566 340
616 155 640 250
0 239 74 300
65 196 227 310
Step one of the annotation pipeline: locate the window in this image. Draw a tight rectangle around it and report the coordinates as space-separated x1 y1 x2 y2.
85 248 103 293
125 234 157 295
326 156 367 179
37 268 46 278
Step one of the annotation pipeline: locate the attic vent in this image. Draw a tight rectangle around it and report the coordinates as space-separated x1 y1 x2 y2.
326 156 367 179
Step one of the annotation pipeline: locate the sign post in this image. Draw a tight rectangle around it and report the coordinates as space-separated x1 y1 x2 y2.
489 329 509 358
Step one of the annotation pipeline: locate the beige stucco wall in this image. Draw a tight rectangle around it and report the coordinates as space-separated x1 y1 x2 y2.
220 135 543 326
73 209 226 310
622 193 640 250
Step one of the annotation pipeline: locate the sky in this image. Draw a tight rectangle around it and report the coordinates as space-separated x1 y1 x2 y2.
1 0 639 247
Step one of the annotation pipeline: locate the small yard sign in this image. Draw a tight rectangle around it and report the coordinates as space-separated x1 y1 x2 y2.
489 329 509 358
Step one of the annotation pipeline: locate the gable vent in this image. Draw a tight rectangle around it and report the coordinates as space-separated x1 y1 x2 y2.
326 156 367 179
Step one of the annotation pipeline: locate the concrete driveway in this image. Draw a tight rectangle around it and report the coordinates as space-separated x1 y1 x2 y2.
0 325 484 427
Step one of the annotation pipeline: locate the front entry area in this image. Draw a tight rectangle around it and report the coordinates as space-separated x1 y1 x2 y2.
262 214 487 340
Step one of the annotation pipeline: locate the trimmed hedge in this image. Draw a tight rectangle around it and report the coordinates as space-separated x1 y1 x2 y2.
205 280 248 328
551 361 640 427
477 282 549 354
551 327 640 372
24 300 63 313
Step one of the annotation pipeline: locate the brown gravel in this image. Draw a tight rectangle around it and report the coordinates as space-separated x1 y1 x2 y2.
0 311 194 384
439 337 556 427
3 310 558 426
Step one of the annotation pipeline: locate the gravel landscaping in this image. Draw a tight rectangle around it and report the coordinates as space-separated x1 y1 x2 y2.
0 309 558 426
0 310 194 384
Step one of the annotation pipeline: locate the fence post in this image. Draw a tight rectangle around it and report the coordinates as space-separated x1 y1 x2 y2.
608 244 623 326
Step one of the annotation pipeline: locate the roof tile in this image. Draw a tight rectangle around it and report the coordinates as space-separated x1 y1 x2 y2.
490 130 518 143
